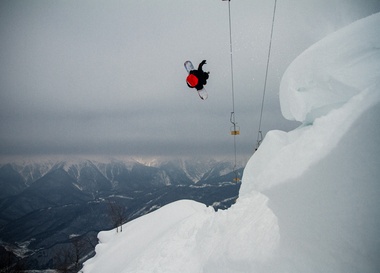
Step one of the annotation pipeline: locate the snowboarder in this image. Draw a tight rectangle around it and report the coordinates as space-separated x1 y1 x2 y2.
186 60 209 91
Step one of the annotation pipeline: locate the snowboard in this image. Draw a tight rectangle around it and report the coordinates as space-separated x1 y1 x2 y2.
184 60 208 100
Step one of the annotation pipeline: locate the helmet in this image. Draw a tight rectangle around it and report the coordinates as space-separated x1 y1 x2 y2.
186 74 198 87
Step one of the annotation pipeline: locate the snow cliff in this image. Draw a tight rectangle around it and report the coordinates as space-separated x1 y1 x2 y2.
81 13 380 273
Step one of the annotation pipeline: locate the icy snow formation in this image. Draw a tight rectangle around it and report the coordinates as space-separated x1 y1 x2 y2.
242 12 380 193
81 13 380 273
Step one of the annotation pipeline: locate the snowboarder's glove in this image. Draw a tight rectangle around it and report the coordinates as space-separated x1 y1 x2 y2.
201 60 207 65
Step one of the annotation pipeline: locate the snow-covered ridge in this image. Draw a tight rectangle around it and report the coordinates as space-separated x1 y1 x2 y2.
82 13 380 273
1 156 244 187
243 12 380 193
280 12 380 123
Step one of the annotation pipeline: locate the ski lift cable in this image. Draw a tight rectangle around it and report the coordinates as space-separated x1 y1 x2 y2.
224 0 240 182
256 0 278 150
226 0 236 129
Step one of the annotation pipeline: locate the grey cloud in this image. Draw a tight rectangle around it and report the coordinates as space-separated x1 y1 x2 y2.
1 0 379 160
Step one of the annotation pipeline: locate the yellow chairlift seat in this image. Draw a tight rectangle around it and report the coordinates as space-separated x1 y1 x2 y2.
230 125 240 135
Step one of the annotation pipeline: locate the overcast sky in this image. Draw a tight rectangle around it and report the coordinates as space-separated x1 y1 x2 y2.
1 0 380 162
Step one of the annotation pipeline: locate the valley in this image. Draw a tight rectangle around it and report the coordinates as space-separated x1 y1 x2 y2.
0 158 243 271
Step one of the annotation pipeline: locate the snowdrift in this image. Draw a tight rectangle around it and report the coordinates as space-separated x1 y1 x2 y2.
81 13 380 273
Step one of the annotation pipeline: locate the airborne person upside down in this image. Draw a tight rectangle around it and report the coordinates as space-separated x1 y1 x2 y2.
186 60 209 91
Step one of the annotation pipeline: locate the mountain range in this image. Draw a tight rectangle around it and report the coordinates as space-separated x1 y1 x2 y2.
0 158 243 271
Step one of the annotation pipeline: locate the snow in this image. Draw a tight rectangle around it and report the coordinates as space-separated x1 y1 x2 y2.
80 13 380 273
279 12 380 123
81 200 215 273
